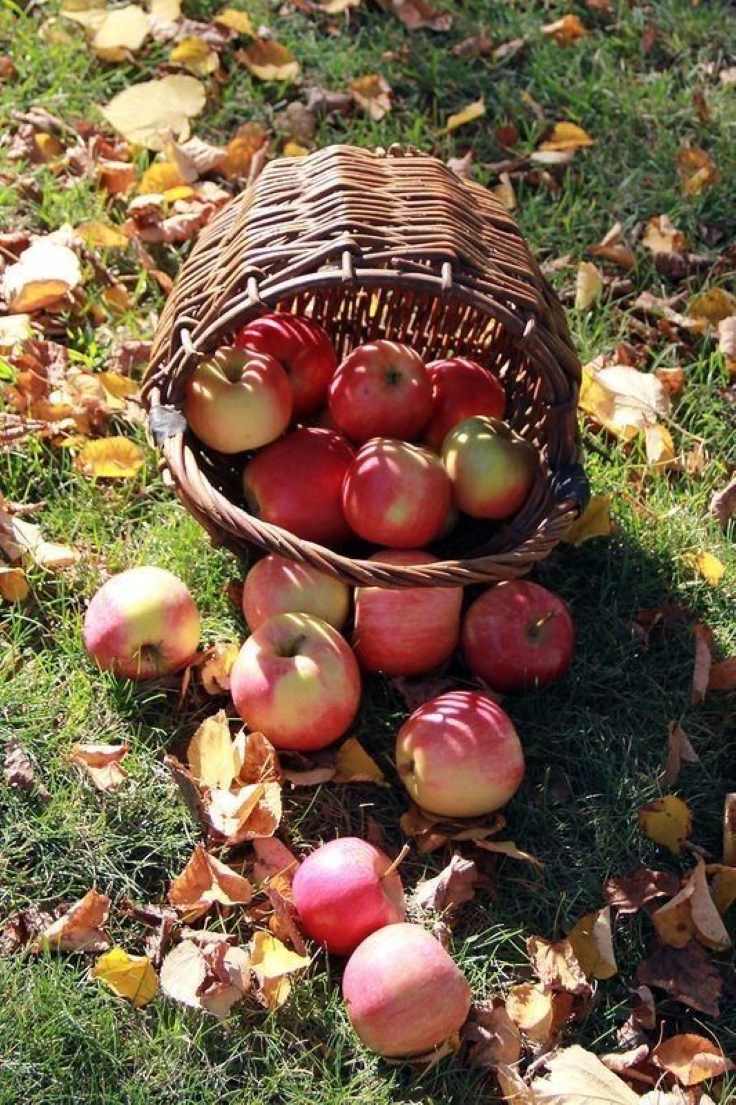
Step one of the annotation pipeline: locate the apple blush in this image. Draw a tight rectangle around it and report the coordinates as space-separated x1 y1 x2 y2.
242 553 350 632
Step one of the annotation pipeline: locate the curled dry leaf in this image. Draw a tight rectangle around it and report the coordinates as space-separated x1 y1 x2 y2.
213 6 253 33
691 622 713 704
575 261 603 310
70 742 129 792
239 39 299 82
652 1033 734 1086
654 366 685 396
723 795 736 866
168 843 253 919
253 836 300 889
221 122 269 179
710 476 736 528
92 946 158 1007
74 221 129 249
451 32 492 58
3 740 39 792
445 98 485 133
579 359 670 439
505 982 573 1045
490 172 515 210
708 657 736 691
349 74 392 121
462 999 521 1069
187 710 237 788
642 214 687 256
234 728 281 785
638 794 692 855
717 316 736 376
282 764 335 786
604 866 679 914
75 437 145 479
474 839 543 867
708 864 736 916
688 287 736 325
207 781 282 845
662 721 698 787
400 803 506 854
333 737 385 784
530 1045 639 1105
447 150 474 181
378 0 451 31
567 906 617 979
676 146 719 197
119 898 177 967
540 121 593 151
101 75 206 150
636 940 721 1017
3 237 81 313
589 222 636 271
542 14 587 45
527 936 591 997
1 510 80 574
412 853 478 915
160 938 251 1018
249 931 309 1009
36 889 111 953
200 643 240 695
645 423 676 471
562 494 612 545
600 1043 651 1076
652 859 730 952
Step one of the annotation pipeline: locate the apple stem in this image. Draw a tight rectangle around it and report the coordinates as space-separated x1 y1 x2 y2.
530 611 556 638
381 843 410 880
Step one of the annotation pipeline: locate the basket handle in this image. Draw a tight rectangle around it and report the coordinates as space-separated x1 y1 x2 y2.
550 462 590 516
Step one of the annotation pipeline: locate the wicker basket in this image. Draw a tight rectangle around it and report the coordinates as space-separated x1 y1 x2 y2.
142 144 588 589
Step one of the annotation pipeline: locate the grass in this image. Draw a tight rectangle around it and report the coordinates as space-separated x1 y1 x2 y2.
1 0 736 1101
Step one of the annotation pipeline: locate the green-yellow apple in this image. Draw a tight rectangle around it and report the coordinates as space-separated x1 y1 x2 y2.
83 566 201 680
353 550 462 675
242 553 350 631
442 415 537 519
230 612 361 750
184 346 292 454
328 340 432 443
424 357 505 451
342 923 471 1056
395 690 525 817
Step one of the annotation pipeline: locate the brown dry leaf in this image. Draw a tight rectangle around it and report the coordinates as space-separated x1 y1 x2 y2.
70 742 129 792
589 222 636 271
92 5 150 61
645 423 677 471
688 287 736 326
0 567 29 602
540 121 594 150
708 864 736 916
710 477 736 528
170 36 219 76
445 98 485 133
579 360 670 439
709 657 736 691
75 221 129 249
3 236 82 313
200 643 239 695
642 214 687 255
677 146 719 197
233 729 281 785
526 935 591 995
3 740 38 791
214 7 254 34
604 867 679 913
654 366 685 396
562 495 612 545
239 39 299 82
413 854 478 914
333 737 385 784
691 622 713 704
474 839 543 867
684 550 725 586
36 889 111 952
542 14 587 44
349 74 392 121
653 1034 733 1086
505 983 573 1045
530 1045 639 1104
221 122 269 179
662 721 698 787
717 316 736 376
282 764 335 786
119 898 176 967
378 0 451 31
652 860 730 951
600 1044 651 1076
567 907 617 979
99 159 137 196
0 510 80 571
167 135 226 179
76 437 145 479
637 940 721 1017
463 999 522 1069
575 261 603 310
160 938 251 1018
169 843 253 919
638 795 692 855
207 781 282 845
101 75 206 150
447 150 474 180
490 172 515 211
99 372 139 403
253 837 300 893
92 946 158 1007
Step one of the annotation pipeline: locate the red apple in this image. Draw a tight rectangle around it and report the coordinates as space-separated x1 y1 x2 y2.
342 923 471 1057
243 428 354 546
342 439 452 549
292 837 405 956
242 554 350 632
395 690 524 817
183 347 292 454
234 312 337 417
462 580 575 692
83 566 200 680
328 340 432 443
424 357 506 451
230 612 361 750
353 550 462 676
442 415 538 520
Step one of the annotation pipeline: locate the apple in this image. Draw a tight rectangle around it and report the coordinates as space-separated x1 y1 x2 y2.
234 312 337 417
243 428 354 546
462 580 575 692
230 611 361 750
292 837 406 956
424 357 506 451
442 415 538 520
328 340 433 443
342 923 471 1057
342 439 452 549
183 346 292 454
395 690 524 818
83 566 200 680
353 550 462 676
242 553 350 632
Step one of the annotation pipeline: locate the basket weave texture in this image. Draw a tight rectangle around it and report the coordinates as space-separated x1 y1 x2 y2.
142 144 588 588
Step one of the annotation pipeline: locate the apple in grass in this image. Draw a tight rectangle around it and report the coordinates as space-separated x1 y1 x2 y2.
353 550 462 676
342 439 452 549
442 415 538 520
234 312 337 417
242 553 350 632
342 923 471 1057
395 690 524 818
462 580 575 692
230 612 361 751
83 566 200 680
423 357 506 452
184 347 292 454
292 837 405 956
328 340 433 443
243 428 354 546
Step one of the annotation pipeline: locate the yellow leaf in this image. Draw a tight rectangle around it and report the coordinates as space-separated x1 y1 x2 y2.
334 737 386 784
3 237 82 313
76 437 145 479
93 5 150 61
540 121 594 150
579 360 670 438
93 946 158 1007
349 74 393 121
567 907 618 979
653 1033 734 1087
0 566 29 602
258 974 292 1010
677 146 719 197
101 75 206 151
638 794 692 855
138 161 187 194
491 172 516 211
645 423 676 470
574 261 602 310
75 221 129 249
239 39 300 82
148 0 180 16
200 642 240 695
445 97 485 133
562 495 612 545
505 983 573 1046
102 283 131 314
0 313 33 350
249 931 309 979
221 122 269 179
283 140 309 158
98 371 139 400
531 1046 639 1104
652 860 730 952
215 7 254 34
34 133 65 162
542 14 587 45
642 214 687 255
170 36 219 77
683 550 725 586
708 864 736 916
688 287 736 325
187 709 237 788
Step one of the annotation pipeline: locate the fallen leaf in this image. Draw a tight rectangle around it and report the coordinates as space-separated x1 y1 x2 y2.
221 122 269 179
413 854 478 914
0 314 33 350
688 287 736 325
638 795 692 855
645 424 676 470
349 74 392 120
531 1045 639 1105
70 742 129 791
207 781 282 844
526 935 591 995
92 946 158 1007
653 1034 733 1086
239 39 299 82
505 983 573 1045
579 360 670 439
490 172 515 210
652 860 730 951
708 864 736 915
282 764 335 786
600 1044 651 1076
677 146 719 197
451 32 492 58
654 366 685 396
233 729 281 785
708 657 736 691
76 436 145 479
540 121 594 150
0 510 80 571
159 939 207 1008
542 14 587 45
684 550 725 586
149 0 181 17
463 999 522 1069
36 889 111 952
710 477 736 527
0 567 29 602
214 7 254 34
718 316 736 375
75 221 129 249
575 261 603 310
637 941 721 1016
378 0 451 31
253 837 300 889
493 37 526 63
333 737 385 784
98 159 136 196
119 898 176 967
691 622 713 704
589 222 636 270
604 867 680 913
92 5 150 60
101 75 206 150
138 161 187 194
567 907 617 979
169 843 253 919
170 36 219 76
160 938 251 1018
3 236 82 313
662 721 698 787
199 644 239 695
447 150 474 180
3 740 38 791
445 98 485 133
642 214 687 255
474 839 543 867
249 930 308 1008
562 495 612 545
